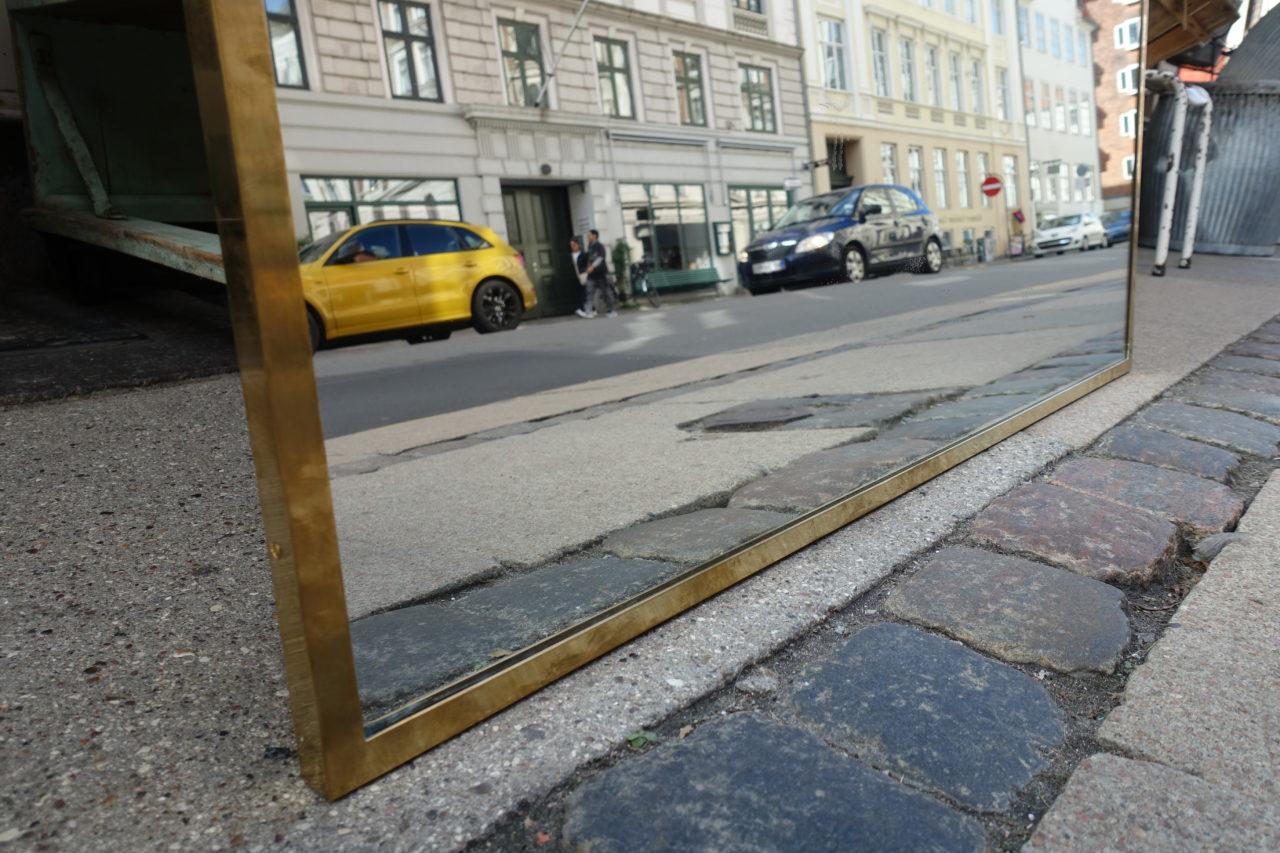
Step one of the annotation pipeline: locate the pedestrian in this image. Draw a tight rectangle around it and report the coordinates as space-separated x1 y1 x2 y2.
576 228 617 319
569 237 588 289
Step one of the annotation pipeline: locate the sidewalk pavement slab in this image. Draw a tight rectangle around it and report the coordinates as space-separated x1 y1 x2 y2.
1212 354 1280 378
969 482 1178 585
729 438 940 512
1174 382 1280 424
600 507 796 564
1134 400 1280 457
1025 753 1280 853
1194 366 1280 396
1047 457 1244 536
1230 339 1280 361
787 623 1065 812
1090 424 1241 482
886 546 1129 673
561 714 987 853
1096 471 1280 802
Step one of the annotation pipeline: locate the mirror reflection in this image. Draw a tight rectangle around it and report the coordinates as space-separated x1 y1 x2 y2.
275 0 1137 730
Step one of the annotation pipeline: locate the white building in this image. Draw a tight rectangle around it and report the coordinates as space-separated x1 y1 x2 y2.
1016 0 1102 220
269 0 813 313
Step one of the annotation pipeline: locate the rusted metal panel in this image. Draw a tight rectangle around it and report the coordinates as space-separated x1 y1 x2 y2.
22 207 226 281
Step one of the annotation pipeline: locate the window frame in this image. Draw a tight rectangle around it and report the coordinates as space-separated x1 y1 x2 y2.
301 176 463 243
955 150 971 209
728 185 792 251
1035 12 1047 53
900 38 918 102
734 0 765 11
949 51 964 112
497 18 547 108
976 151 991 208
1116 63 1140 94
1114 18 1142 50
379 1 444 103
595 36 636 120
990 0 1005 35
908 146 925 196
818 18 850 91
995 66 1009 120
621 183 713 273
924 45 942 106
740 64 777 133
265 0 309 90
674 51 708 126
1122 156 1136 180
1119 108 1137 138
871 28 892 98
932 147 949 209
969 58 984 115
881 143 899 184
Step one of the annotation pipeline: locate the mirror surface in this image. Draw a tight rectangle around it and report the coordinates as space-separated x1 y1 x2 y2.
276 0 1140 732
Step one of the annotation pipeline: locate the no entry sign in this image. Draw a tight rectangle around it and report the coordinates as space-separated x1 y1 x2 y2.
981 175 1003 197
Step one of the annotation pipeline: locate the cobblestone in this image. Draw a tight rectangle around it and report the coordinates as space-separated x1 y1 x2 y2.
601 507 795 564
1091 424 1241 482
1136 400 1280 457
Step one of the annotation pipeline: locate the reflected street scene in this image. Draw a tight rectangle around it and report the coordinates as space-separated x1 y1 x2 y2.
261 0 1142 729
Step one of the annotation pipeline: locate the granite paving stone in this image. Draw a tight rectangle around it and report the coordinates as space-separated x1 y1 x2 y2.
1032 352 1123 371
1025 754 1280 853
1136 400 1280 457
788 623 1066 812
1091 424 1241 482
730 438 940 511
1195 366 1280 396
1048 457 1244 535
969 482 1178 585
907 392 1043 422
1212 354 1280 378
778 391 943 429
1175 382 1280 424
562 714 987 853
883 413 995 441
600 507 796 564
1230 339 1280 361
699 400 814 431
1057 339 1126 357
962 369 1083 399
886 546 1129 673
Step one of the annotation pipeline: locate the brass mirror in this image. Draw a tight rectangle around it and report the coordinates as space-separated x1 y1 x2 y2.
9 0 1146 798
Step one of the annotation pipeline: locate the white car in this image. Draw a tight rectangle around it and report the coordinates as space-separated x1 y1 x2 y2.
1033 213 1109 256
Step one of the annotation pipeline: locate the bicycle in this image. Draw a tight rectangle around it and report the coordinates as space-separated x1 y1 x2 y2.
628 260 661 308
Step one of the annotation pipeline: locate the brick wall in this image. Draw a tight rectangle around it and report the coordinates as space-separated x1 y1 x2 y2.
1083 0 1142 203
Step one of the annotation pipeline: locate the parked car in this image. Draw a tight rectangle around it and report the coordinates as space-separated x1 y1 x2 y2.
1101 210 1132 244
736 184 944 295
1033 213 1109 256
297 220 537 351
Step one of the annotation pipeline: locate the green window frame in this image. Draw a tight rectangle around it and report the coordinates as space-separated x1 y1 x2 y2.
301 176 462 243
265 0 308 89
595 37 635 119
728 186 790 256
674 51 706 127
620 183 713 278
379 1 443 102
740 65 776 133
498 19 546 107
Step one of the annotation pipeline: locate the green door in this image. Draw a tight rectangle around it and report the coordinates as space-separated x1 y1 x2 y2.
501 186 580 317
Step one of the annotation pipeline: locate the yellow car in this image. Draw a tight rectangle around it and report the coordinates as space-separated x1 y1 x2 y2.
298 219 537 350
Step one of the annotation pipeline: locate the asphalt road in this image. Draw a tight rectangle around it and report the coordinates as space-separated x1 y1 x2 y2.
315 247 1128 438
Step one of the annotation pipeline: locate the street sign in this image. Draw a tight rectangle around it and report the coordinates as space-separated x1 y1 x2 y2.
981 175 1003 197
783 176 803 190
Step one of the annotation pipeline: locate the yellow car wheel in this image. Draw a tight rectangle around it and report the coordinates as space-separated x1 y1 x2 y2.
472 279 523 334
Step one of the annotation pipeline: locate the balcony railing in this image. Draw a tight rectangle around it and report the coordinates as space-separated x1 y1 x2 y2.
732 8 769 37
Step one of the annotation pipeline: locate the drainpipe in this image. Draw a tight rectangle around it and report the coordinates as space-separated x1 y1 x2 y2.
1178 85 1212 269
1145 70 1186 277
534 0 591 108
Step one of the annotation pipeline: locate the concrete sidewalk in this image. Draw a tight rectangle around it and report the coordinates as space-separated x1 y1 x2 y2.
1 253 1278 852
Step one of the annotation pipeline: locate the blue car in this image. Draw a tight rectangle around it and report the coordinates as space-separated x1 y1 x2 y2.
737 184 945 295
1102 210 1132 243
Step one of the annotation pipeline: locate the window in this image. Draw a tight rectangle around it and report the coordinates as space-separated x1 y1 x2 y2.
964 0 978 24
1079 92 1092 134
498 20 546 107
740 65 776 132
990 0 1005 34
871 29 891 98
406 223 462 256
970 60 984 114
976 152 991 207
1072 166 1085 202
1078 31 1089 66
674 52 707 126
734 0 764 11
1114 18 1142 50
949 52 963 111
729 186 790 254
1035 12 1047 53
908 146 925 195
1085 168 1096 201
1058 168 1070 202
621 183 711 273
1064 24 1076 63
818 19 848 90
956 151 971 208
1117 64 1140 94
1017 6 1030 46
330 225 405 265
1002 154 1019 206
945 0 957 15
1119 108 1137 137
995 67 1009 120
1045 164 1058 201
881 143 899 184
1030 161 1042 202
1054 86 1066 131
900 39 918 102
265 0 307 88
889 188 920 212
1122 156 1136 180
1068 90 1080 133
1024 79 1036 126
1050 19 1061 58
933 149 949 208
1040 82 1052 127
925 47 942 106
596 37 634 119
301 177 462 241
379 2 442 101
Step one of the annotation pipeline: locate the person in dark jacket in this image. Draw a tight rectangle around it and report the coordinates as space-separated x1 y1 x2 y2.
576 229 617 319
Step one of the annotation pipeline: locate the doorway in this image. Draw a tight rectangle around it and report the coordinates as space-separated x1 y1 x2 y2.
501 185 580 317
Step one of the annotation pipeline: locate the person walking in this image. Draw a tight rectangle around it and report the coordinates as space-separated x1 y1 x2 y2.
576 228 617 319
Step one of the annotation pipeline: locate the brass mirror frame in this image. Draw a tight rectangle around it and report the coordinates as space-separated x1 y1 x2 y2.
187 0 1147 799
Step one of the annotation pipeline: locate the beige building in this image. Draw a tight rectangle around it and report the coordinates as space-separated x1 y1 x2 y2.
799 0 1033 255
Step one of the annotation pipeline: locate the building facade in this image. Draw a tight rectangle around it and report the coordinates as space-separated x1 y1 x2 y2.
1017 0 1103 222
266 0 813 312
1083 0 1143 210
798 0 1033 256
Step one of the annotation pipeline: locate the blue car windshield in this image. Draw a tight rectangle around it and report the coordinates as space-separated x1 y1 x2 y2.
774 191 858 228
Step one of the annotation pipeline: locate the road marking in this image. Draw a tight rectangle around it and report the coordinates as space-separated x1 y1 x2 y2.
598 335 665 354
597 316 674 354
698 309 736 329
902 274 972 287
794 290 835 300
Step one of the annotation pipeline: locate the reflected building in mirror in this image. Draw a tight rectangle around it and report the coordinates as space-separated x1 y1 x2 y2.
1082 0 1144 211
798 0 1032 258
265 0 812 313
